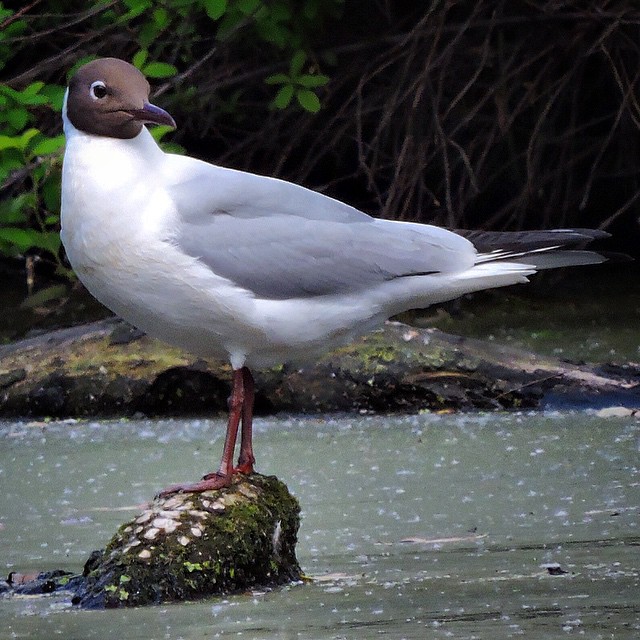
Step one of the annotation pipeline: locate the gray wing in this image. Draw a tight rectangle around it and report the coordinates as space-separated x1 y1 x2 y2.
167 158 475 299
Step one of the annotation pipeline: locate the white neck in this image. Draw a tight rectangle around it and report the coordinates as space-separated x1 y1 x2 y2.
61 98 167 239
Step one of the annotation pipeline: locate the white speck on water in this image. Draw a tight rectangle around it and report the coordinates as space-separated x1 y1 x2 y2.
1 411 638 635
324 586 343 593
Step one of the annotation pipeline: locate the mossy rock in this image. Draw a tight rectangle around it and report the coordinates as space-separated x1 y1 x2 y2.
73 474 301 608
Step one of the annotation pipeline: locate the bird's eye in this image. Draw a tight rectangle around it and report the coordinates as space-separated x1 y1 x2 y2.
90 80 108 100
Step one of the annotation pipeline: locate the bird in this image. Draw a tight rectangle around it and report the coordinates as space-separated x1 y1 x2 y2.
61 57 608 495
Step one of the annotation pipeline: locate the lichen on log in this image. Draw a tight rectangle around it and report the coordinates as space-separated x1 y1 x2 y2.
73 473 301 608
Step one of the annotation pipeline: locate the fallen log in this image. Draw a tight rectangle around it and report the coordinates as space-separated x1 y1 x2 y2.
0 318 637 418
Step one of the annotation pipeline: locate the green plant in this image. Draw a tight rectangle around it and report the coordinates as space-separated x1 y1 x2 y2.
132 49 178 80
0 79 67 274
265 50 329 113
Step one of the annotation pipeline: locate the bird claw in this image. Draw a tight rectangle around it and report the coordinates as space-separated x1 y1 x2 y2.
156 473 231 498
233 460 255 475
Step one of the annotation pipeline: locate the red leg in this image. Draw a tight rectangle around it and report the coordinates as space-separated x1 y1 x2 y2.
158 368 245 496
235 366 255 475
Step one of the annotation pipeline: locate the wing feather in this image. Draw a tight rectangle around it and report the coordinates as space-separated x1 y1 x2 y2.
163 156 475 299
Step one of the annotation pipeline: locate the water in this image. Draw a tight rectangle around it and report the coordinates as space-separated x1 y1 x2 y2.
0 412 638 638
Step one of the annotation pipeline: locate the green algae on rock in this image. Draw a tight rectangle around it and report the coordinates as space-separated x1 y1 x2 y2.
73 474 301 608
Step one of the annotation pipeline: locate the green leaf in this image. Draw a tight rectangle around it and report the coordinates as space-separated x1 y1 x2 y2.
150 125 176 143
132 50 148 69
297 73 329 88
19 128 40 150
124 0 150 8
21 95 49 107
296 88 321 113
16 85 49 106
20 284 68 309
42 175 62 214
0 135 23 151
55 265 76 280
0 227 38 252
290 50 306 77
138 21 159 48
170 0 198 9
152 7 170 28
0 13 26 42
0 155 23 183
0 84 20 101
120 0 152 20
23 81 45 97
272 84 294 109
31 134 65 156
264 73 290 85
39 84 66 111
6 108 28 131
0 194 31 225
202 0 227 20
149 124 184 153
30 231 61 254
142 62 177 79
159 141 185 154
0 239 18 257
216 7 247 40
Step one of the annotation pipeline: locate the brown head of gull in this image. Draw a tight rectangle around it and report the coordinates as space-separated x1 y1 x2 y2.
61 57 609 495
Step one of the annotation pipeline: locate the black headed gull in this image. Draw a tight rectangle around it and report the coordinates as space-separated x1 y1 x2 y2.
61 58 608 494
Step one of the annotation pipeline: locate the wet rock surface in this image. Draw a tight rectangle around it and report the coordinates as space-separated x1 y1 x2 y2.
1 570 84 596
2 474 301 608
0 318 637 418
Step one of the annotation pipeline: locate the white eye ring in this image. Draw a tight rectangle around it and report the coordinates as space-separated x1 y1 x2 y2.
90 80 108 100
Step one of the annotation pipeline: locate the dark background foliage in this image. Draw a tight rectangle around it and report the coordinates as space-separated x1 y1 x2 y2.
2 0 640 283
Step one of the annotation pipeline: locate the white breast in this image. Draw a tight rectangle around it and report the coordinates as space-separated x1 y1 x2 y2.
61 120 260 364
